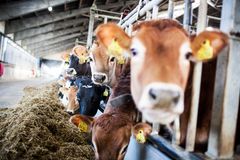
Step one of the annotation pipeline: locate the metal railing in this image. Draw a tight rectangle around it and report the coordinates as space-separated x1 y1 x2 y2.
117 0 240 159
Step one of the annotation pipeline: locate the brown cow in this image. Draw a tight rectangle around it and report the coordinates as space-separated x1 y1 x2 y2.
95 19 228 147
59 86 79 113
70 61 151 160
89 41 125 88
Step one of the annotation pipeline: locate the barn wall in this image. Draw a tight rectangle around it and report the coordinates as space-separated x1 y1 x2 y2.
0 33 37 80
0 21 5 33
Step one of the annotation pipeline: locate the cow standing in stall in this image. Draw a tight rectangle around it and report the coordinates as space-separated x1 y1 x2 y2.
70 61 152 160
60 45 110 116
95 19 228 149
89 41 126 88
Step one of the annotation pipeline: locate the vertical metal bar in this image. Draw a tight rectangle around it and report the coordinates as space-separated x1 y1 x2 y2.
152 5 159 19
136 0 142 21
146 11 152 20
167 0 174 19
104 17 108 24
206 0 240 158
186 0 207 151
152 123 160 134
127 25 132 35
87 7 95 49
183 0 192 31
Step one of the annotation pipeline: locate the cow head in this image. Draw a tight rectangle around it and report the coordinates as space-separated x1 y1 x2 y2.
60 85 79 114
69 114 151 160
95 20 228 124
67 45 90 77
89 42 125 87
71 45 89 64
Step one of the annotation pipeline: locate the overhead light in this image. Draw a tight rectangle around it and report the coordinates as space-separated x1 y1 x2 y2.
48 6 53 12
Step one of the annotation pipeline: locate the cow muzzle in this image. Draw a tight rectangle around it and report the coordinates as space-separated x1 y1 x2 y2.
137 82 184 124
92 73 108 85
66 68 77 76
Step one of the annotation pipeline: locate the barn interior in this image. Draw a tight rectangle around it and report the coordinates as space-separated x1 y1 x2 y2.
0 0 240 160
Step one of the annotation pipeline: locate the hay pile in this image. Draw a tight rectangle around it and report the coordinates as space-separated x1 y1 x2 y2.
0 83 94 160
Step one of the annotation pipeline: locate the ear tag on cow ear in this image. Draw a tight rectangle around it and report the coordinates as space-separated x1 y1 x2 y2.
78 56 87 64
136 130 146 144
108 39 123 57
78 121 88 132
117 56 125 65
196 39 213 61
103 89 109 97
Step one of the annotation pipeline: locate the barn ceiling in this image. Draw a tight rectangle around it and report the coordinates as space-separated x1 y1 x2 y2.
0 0 222 59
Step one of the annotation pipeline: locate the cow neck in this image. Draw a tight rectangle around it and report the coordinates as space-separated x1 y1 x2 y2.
106 61 136 115
76 62 91 77
111 61 131 98
109 94 133 107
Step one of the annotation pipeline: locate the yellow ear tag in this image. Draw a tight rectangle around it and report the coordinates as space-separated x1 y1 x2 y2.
78 121 88 132
196 40 213 61
136 130 146 143
65 55 70 62
103 89 109 97
108 40 123 57
117 56 125 65
78 55 88 64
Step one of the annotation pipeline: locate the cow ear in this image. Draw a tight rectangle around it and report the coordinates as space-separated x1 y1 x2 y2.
132 123 152 144
189 28 229 62
61 52 70 61
72 45 88 56
69 114 94 133
95 23 131 57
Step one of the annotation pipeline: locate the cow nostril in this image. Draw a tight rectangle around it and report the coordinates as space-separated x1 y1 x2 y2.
172 92 180 104
93 74 106 83
101 76 106 82
149 89 157 100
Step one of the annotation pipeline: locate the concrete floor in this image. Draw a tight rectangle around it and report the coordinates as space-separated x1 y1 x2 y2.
0 77 55 108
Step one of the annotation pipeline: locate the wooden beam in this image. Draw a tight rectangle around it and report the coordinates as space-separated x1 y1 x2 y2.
27 33 86 50
21 27 84 45
5 0 137 33
37 44 75 57
34 40 75 54
0 0 78 21
79 0 84 8
105 0 110 4
31 38 76 53
14 18 88 41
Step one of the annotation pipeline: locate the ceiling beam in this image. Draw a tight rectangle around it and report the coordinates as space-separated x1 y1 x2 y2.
5 0 137 33
30 37 77 53
79 0 84 8
37 43 76 57
105 0 110 4
14 18 88 41
33 39 76 54
27 32 86 50
21 27 84 46
0 0 78 21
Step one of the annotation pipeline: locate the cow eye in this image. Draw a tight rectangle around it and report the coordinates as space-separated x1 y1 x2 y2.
120 144 128 155
130 48 137 56
88 57 93 62
110 57 115 62
185 52 192 60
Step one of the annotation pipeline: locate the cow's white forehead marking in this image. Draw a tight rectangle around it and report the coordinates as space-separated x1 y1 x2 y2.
179 41 191 56
131 38 146 58
179 41 191 64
